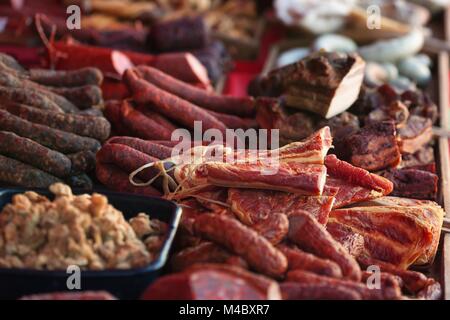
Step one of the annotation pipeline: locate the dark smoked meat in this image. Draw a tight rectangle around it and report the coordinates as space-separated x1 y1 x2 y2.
346 120 401 171
379 168 438 200
397 115 433 155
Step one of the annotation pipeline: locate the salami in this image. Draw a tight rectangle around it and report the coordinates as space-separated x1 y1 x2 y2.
49 85 103 109
137 66 255 117
193 214 288 278
96 162 161 197
0 109 101 154
123 69 227 133
29 67 103 87
3 103 111 141
120 100 173 140
0 86 63 112
0 154 61 188
0 131 71 178
106 136 172 160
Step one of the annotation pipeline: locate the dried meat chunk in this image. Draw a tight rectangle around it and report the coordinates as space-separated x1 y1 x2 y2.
397 115 433 154
328 197 444 268
346 120 401 171
379 168 438 200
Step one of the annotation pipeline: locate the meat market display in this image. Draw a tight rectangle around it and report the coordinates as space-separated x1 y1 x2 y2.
0 0 449 303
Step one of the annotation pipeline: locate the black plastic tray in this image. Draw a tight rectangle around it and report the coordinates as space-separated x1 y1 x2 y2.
0 188 182 300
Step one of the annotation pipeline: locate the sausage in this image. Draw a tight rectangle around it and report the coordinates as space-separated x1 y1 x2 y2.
3 103 111 141
65 173 93 190
280 282 362 300
193 214 288 278
277 244 343 278
96 162 161 197
0 154 61 188
151 53 210 85
286 270 391 300
137 66 255 117
106 136 172 160
0 131 71 178
206 109 258 129
0 86 63 112
67 150 96 174
120 100 173 140
104 100 128 135
48 85 103 109
170 242 247 272
123 69 227 133
141 264 281 300
96 143 160 183
288 210 361 281
29 67 103 87
0 109 101 154
136 105 178 132
0 71 79 113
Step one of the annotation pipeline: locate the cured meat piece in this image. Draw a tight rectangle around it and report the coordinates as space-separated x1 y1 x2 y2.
397 115 433 154
0 110 101 154
366 100 410 129
256 97 317 145
324 154 393 208
20 291 116 300
0 131 71 178
3 103 111 141
357 256 439 295
328 197 444 268
280 282 362 300
170 242 247 272
379 168 438 200
141 264 281 300
0 155 61 188
417 280 442 300
277 244 342 278
317 111 360 160
286 270 401 300
228 188 335 226
288 211 361 281
346 120 401 171
135 106 178 133
149 16 209 52
399 146 434 169
253 52 365 119
178 162 327 195
193 214 288 278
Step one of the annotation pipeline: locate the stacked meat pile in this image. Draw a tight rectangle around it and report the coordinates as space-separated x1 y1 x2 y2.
97 127 443 300
97 65 262 193
254 53 439 201
0 54 111 189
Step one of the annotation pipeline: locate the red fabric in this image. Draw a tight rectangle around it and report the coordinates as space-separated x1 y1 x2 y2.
223 27 283 97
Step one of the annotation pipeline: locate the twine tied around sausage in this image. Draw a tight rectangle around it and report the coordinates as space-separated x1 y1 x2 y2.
128 144 232 208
